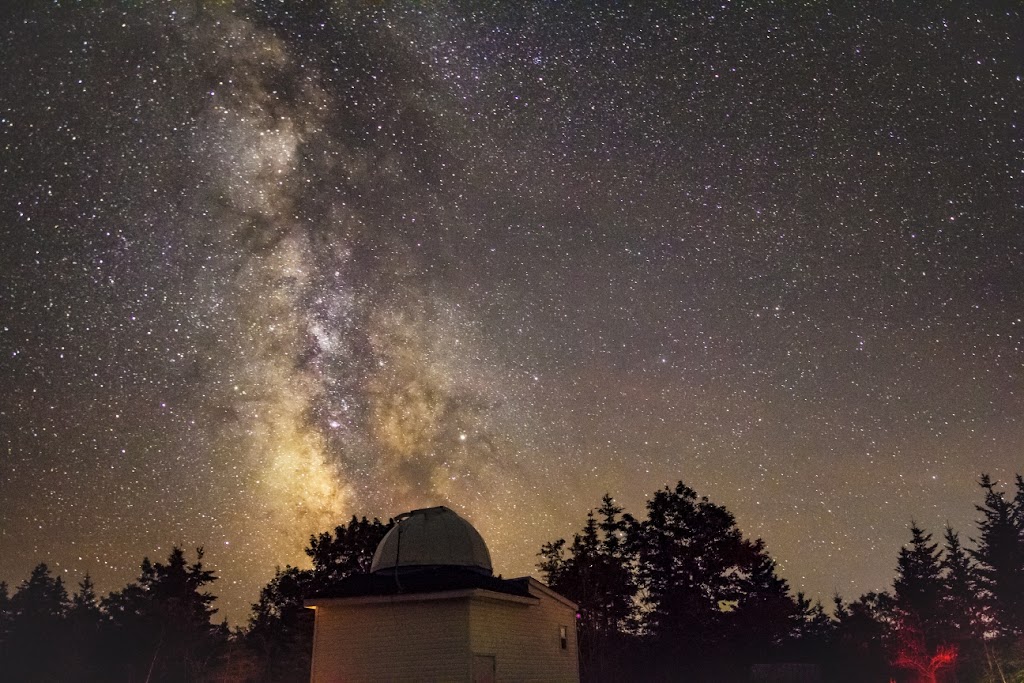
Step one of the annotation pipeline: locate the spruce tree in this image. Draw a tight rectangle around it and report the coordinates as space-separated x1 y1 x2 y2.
3 563 71 681
939 526 988 681
70 574 100 618
538 496 639 682
893 523 944 646
940 526 981 641
788 592 834 657
829 592 894 683
890 524 954 682
67 574 103 682
101 547 225 683
971 474 1024 636
595 495 635 635
539 500 636 641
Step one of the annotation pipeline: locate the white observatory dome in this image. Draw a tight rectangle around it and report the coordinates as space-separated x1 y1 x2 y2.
370 506 493 575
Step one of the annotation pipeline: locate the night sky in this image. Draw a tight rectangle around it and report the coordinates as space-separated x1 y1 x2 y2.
1 1 1021 624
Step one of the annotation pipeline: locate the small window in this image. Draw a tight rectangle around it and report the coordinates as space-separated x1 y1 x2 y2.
559 625 568 650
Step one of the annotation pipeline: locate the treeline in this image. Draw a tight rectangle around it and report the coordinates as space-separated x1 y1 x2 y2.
0 476 1021 682
0 519 393 683
538 475 1024 682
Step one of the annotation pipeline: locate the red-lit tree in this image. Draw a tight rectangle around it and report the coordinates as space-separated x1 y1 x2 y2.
893 524 944 643
888 523 962 682
892 626 957 683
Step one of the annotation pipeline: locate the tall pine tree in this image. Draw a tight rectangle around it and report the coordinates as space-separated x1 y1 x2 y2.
2 563 71 682
971 474 1024 636
939 526 987 681
66 574 103 682
940 526 981 642
893 523 944 645
890 523 955 682
539 497 637 682
101 547 225 683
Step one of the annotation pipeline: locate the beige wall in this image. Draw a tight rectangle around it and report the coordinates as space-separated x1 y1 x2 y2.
309 586 579 683
310 597 471 683
468 591 579 682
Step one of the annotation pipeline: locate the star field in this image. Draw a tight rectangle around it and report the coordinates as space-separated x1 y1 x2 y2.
1 1 1021 623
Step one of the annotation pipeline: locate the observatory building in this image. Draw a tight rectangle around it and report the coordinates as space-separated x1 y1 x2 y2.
306 505 579 682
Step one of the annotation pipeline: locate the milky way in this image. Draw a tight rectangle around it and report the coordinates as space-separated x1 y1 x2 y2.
1 1 1021 622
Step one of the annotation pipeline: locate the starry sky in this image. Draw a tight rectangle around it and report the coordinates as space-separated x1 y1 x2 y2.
1 1 1021 624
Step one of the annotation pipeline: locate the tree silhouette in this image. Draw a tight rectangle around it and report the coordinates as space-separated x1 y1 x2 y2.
542 483 798 681
0 581 10 651
243 515 393 682
787 592 834 659
893 523 944 646
935 525 989 680
0 472 1018 682
306 515 392 590
66 574 103 682
538 496 636 681
101 546 225 682
888 523 962 683
971 474 1024 637
829 591 894 683
940 526 980 641
0 563 72 681
245 566 316 683
630 481 796 676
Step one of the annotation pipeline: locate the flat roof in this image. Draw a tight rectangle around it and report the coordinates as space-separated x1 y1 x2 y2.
304 567 578 611
307 566 533 601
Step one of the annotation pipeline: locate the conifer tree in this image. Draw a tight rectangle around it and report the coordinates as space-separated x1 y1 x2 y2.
102 547 225 683
3 563 71 681
594 494 636 634
893 523 944 646
889 523 959 682
70 574 100 619
539 496 639 682
788 592 834 656
597 494 627 556
829 592 894 683
66 574 103 682
539 498 636 641
938 526 989 683
940 526 981 641
971 474 1024 636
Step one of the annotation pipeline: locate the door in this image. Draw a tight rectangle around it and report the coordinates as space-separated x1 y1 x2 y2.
472 654 496 683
